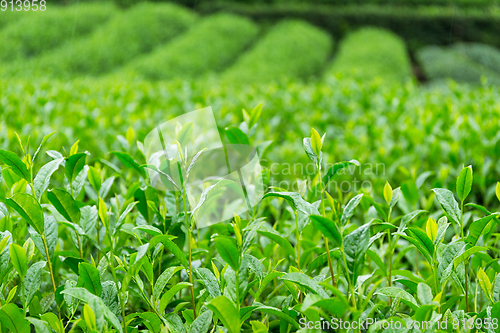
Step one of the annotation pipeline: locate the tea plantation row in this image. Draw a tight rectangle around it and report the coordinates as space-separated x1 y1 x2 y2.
2 2 500 84
1 76 500 205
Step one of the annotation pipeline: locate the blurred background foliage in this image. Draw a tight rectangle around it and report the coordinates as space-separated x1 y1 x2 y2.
1 0 500 204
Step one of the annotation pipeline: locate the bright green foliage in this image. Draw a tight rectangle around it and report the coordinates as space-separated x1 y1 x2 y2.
0 3 116 61
0 103 499 331
222 19 333 83
0 10 28 29
128 13 259 80
328 27 412 82
33 3 196 76
417 42 500 84
2 78 500 201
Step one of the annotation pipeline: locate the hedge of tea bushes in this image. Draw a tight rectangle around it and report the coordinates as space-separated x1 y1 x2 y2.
327 27 413 83
0 3 117 61
0 10 28 29
417 43 500 85
127 13 259 80
31 3 196 77
1 76 500 206
222 19 333 83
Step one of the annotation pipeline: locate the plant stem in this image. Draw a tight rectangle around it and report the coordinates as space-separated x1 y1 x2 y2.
387 208 393 306
340 247 356 309
96 198 102 262
235 270 241 313
324 238 336 286
295 211 301 271
107 236 127 333
42 235 56 293
182 191 197 319
21 278 25 313
461 200 469 313
188 228 197 319
42 234 61 320
76 233 83 259
318 164 336 287
387 208 392 288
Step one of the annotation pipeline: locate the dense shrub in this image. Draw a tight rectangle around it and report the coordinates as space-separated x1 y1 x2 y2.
417 43 500 84
121 0 500 7
453 42 500 74
34 3 196 76
222 19 332 83
201 3 500 51
3 76 500 195
3 83 500 331
0 11 27 29
0 3 116 61
327 27 412 82
127 13 259 80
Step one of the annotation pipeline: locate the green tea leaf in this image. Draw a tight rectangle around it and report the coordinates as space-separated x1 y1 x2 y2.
409 227 434 256
77 263 102 296
322 160 360 185
452 246 488 267
111 152 146 177
6 193 44 235
9 243 27 279
65 153 87 183
225 127 250 145
257 226 296 259
280 272 328 298
343 223 371 278
150 235 188 268
384 182 393 204
398 228 433 264
176 122 194 148
417 283 433 305
189 310 212 333
206 295 240 333
310 128 322 156
262 192 319 232
194 268 221 298
478 268 493 302
215 236 240 272
340 194 363 226
32 132 56 163
186 148 206 179
248 103 262 129
26 317 51 333
432 188 461 225
310 215 342 247
138 312 161 333
47 189 81 223
425 217 438 242
303 137 319 164
33 158 64 200
466 214 496 246
0 303 30 333
375 287 418 310
87 167 102 193
0 149 30 182
153 266 184 302
251 321 268 333
307 249 341 274
456 165 473 201
158 282 192 313
24 261 47 309
253 305 300 329
61 288 122 333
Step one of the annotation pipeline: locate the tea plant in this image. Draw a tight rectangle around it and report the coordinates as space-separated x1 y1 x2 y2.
0 103 499 333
